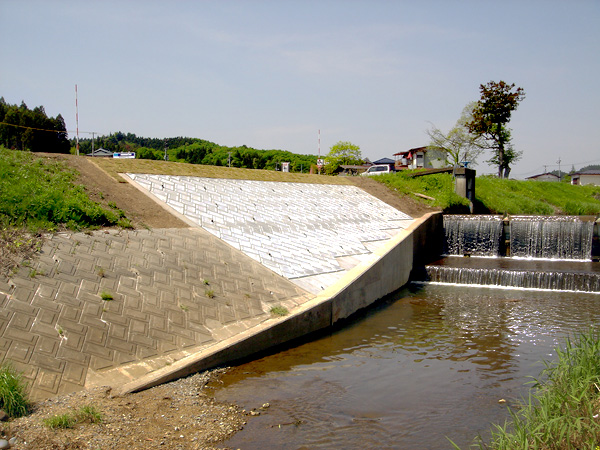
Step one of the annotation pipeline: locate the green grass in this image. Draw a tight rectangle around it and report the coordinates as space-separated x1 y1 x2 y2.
0 147 124 231
453 328 600 450
43 413 76 429
476 176 600 215
43 404 103 429
75 404 103 424
0 361 30 418
376 170 600 215
378 171 472 213
269 305 289 317
100 291 114 301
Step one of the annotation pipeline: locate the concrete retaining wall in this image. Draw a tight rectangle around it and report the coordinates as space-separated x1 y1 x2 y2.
121 211 443 394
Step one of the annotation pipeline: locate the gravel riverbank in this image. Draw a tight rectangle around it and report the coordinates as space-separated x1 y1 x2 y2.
5 369 250 450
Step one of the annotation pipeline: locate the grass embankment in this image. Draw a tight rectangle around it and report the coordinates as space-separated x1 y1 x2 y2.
377 171 600 215
0 148 132 275
454 329 600 450
92 156 353 185
0 148 130 231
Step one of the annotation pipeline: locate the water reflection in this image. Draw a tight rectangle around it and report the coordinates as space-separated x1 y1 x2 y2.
212 284 600 450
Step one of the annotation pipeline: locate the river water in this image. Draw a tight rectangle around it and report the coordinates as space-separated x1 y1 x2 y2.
212 283 600 449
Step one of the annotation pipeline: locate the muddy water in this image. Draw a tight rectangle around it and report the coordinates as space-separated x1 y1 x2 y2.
212 284 600 449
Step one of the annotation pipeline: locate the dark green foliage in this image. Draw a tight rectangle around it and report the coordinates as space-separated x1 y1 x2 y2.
466 81 525 178
0 148 122 230
135 147 163 160
0 97 70 153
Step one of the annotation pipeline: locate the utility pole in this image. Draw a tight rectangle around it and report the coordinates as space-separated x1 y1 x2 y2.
557 157 562 181
164 139 169 161
228 152 232 168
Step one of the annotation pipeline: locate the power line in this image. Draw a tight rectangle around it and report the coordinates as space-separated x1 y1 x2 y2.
0 121 67 134
0 121 100 137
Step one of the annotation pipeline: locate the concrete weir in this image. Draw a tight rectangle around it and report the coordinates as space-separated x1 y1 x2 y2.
119 174 442 393
0 174 442 400
121 211 442 394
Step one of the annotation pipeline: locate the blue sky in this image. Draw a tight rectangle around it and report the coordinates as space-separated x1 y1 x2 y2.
1 0 598 178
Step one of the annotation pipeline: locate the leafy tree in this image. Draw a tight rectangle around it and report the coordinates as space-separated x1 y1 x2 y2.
324 141 362 174
426 102 486 167
466 81 525 178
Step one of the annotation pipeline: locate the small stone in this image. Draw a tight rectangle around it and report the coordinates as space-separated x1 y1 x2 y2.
498 399 506 403
8 437 16 446
261 403 270 409
0 411 8 421
0 439 9 449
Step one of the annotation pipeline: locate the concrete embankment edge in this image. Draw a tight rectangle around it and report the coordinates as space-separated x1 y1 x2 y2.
120 211 443 394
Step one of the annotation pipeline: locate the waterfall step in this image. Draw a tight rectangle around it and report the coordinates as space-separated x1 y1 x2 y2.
416 256 600 293
443 215 598 260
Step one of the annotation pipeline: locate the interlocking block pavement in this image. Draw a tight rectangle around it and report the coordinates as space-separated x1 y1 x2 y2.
0 228 309 401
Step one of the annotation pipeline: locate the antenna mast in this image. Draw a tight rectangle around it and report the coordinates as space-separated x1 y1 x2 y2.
317 129 322 174
75 84 79 156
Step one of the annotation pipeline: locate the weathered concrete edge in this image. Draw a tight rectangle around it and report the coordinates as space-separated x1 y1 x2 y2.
119 211 443 394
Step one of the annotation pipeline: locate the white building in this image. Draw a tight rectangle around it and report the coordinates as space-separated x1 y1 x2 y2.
393 146 447 171
526 173 560 182
571 170 600 186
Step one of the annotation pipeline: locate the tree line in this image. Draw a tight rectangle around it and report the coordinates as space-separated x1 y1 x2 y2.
0 98 70 153
75 132 318 173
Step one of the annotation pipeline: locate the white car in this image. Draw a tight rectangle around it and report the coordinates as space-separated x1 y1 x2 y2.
361 165 393 176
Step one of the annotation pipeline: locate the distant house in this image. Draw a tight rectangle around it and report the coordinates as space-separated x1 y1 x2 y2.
338 164 371 176
393 146 447 171
86 147 113 157
571 170 600 186
372 157 396 172
526 173 560 182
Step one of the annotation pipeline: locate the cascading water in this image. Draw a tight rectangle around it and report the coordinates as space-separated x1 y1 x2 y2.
510 216 594 260
443 215 503 256
420 215 600 293
424 261 600 293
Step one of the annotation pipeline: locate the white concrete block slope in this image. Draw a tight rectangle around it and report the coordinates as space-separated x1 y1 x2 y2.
126 174 414 294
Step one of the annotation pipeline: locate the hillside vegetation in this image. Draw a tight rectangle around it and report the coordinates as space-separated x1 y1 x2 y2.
74 131 318 173
0 148 129 231
377 171 600 215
